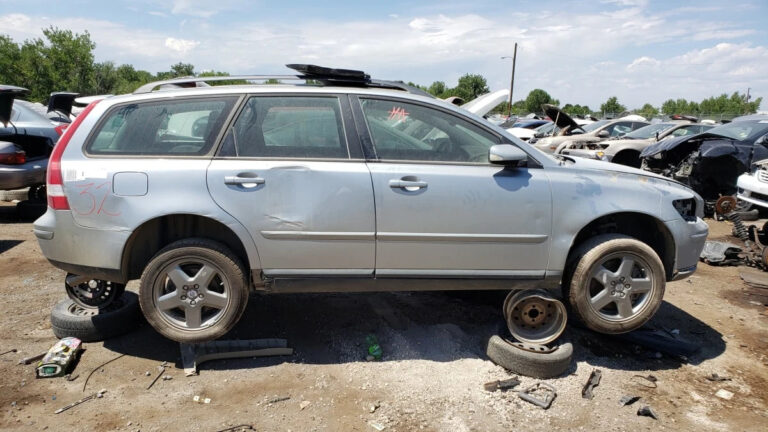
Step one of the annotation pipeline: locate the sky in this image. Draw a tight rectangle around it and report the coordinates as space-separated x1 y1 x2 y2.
0 0 766 110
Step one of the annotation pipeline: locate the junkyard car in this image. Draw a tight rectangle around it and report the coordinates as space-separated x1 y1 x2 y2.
641 115 768 206
1 86 70 199
736 159 768 210
34 65 708 343
561 120 715 168
532 104 649 153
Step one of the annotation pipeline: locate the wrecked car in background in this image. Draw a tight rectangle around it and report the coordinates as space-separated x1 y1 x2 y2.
1 86 74 200
736 158 768 210
531 104 649 153
641 115 768 210
561 118 715 168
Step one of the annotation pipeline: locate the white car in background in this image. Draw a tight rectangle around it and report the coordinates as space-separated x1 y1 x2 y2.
737 159 768 210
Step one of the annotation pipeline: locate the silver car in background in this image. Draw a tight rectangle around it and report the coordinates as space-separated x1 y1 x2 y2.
34 65 708 343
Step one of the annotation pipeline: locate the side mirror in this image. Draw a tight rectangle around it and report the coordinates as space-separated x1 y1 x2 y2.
489 144 527 167
597 130 610 138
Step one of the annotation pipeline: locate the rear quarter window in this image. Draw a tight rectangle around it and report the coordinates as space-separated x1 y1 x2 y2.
86 96 238 156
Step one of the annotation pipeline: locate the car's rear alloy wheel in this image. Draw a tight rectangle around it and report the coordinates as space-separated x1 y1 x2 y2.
567 234 665 334
139 238 248 343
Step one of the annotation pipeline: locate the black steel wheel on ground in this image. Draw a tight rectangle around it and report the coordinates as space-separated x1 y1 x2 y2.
139 238 249 343
50 291 141 342
486 334 573 378
65 275 125 308
566 234 665 334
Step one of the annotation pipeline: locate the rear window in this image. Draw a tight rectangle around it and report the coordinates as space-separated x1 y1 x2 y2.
87 96 238 156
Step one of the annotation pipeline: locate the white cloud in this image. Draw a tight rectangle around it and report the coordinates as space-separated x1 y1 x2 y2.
164 37 200 54
169 0 243 18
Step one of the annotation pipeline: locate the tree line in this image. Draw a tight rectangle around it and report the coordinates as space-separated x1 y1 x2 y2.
0 27 762 119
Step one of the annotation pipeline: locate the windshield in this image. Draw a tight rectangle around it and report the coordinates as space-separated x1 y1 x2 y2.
707 121 768 141
624 123 676 139
580 119 610 133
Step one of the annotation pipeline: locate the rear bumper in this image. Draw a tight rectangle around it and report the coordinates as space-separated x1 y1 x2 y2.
665 217 709 281
34 208 129 282
0 159 46 190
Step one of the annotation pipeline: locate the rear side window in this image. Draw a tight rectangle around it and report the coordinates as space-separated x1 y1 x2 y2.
218 96 348 159
87 96 238 156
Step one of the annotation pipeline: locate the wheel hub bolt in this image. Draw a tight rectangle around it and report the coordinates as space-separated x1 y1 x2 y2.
190 300 196 306
183 285 189 290
198 293 204 299
624 284 631 289
181 295 187 300
194 284 199 289
620 277 625 282
611 290 616 295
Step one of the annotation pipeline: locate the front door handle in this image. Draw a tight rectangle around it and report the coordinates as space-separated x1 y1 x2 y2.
389 178 427 189
224 174 265 187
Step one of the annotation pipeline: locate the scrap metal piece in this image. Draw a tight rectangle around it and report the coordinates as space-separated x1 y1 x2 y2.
54 389 106 414
146 362 168 390
0 348 17 356
581 369 602 400
518 382 556 409
632 374 658 388
705 373 731 382
637 405 658 420
483 377 521 392
619 395 641 406
19 352 46 365
180 339 293 376
618 329 699 359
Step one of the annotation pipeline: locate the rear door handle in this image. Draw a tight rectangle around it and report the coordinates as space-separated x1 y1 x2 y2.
389 179 428 189
224 174 265 187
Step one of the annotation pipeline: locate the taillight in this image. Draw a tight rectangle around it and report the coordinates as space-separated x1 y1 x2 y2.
0 150 25 165
47 100 101 210
54 124 69 136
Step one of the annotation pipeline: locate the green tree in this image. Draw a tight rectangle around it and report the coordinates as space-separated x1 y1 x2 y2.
0 35 22 85
523 89 559 114
600 96 626 116
637 103 659 120
427 81 446 97
562 103 592 117
454 74 489 101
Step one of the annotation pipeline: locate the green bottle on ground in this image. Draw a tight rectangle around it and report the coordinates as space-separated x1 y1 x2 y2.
365 334 382 361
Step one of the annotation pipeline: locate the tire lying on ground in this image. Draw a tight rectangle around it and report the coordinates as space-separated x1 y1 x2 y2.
486 334 573 379
50 291 141 342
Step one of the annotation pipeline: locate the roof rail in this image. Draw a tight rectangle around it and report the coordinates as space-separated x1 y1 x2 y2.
133 64 434 98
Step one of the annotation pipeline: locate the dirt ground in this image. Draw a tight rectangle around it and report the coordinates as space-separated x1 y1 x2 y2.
0 201 766 432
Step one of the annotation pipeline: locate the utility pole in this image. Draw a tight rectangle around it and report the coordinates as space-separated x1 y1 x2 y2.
501 43 518 118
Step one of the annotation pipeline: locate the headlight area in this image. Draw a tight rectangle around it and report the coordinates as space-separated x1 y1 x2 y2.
672 198 697 222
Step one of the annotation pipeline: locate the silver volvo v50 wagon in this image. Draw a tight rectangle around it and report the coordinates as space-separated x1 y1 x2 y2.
33 65 708 343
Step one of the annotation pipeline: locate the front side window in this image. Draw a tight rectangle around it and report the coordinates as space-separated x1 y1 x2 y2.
605 121 634 137
87 97 238 155
219 96 348 159
360 99 500 163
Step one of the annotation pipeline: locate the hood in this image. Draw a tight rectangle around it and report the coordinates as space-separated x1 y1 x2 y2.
47 92 79 119
639 132 724 158
542 104 581 132
0 85 30 127
564 153 679 183
461 89 509 116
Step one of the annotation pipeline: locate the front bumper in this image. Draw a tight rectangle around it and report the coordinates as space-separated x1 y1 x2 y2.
665 217 709 281
34 208 130 282
736 173 768 210
560 148 606 161
0 159 46 190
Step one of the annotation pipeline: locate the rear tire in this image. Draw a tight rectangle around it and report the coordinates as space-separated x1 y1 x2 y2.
565 234 665 334
139 238 248 343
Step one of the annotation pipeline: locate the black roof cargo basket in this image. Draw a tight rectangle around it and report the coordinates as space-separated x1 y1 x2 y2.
134 64 433 98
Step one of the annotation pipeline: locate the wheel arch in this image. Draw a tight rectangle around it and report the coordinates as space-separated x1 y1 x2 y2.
564 212 676 281
120 213 260 283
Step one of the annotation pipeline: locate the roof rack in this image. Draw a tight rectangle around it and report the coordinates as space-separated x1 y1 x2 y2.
133 64 433 98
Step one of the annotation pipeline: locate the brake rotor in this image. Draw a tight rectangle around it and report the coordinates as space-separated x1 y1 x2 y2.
503 289 567 345
715 196 737 215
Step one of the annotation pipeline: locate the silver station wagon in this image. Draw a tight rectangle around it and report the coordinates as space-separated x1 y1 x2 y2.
34 65 708 343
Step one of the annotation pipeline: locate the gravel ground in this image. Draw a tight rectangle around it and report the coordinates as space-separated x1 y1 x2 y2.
0 201 766 431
